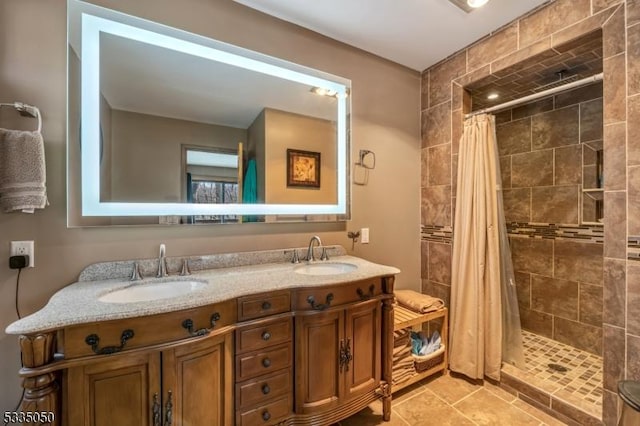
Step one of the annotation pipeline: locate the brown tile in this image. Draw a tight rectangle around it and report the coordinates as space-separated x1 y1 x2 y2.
580 99 604 143
454 64 492 88
551 11 609 50
603 257 626 328
628 263 640 336
421 71 429 110
496 118 531 156
627 334 640 380
421 281 451 307
520 307 554 338
554 239 603 285
551 397 603 426
602 389 619 426
604 191 627 259
629 0 640 27
629 166 640 235
422 374 480 405
555 145 582 185
424 101 452 148
429 52 466 107
500 156 511 189
454 388 540 425
629 23 640 96
579 283 603 326
603 324 625 392
428 242 452 285
531 274 579 320
468 24 518 71
482 380 516 403
393 389 475 426
452 83 463 113
515 272 531 310
451 110 462 155
428 144 451 186
603 54 626 124
421 185 451 226
502 188 531 222
593 0 623 13
518 394 582 426
420 110 428 148
519 0 590 47
491 38 554 77
531 106 580 150
511 149 554 187
512 97 554 120
629 96 640 166
420 148 428 188
420 240 428 279
603 4 626 58
500 373 551 406
554 82 603 108
554 317 603 355
511 399 568 426
604 122 627 190
510 236 553 275
452 154 458 197
531 186 579 224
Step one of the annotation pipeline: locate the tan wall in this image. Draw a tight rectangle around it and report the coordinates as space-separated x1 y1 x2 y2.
420 1 638 423
247 110 266 202
0 0 421 410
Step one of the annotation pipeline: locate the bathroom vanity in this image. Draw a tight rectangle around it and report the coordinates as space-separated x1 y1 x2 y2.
6 247 398 425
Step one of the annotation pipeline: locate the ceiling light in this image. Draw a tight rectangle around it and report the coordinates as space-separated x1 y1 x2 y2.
487 92 499 100
467 0 490 8
311 87 338 97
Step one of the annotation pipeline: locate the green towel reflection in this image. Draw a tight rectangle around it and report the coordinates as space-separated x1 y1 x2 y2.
242 158 258 222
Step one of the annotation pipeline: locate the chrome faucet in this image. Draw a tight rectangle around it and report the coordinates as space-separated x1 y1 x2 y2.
306 236 322 262
157 244 168 278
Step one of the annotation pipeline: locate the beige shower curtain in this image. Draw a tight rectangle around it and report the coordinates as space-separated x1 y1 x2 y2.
449 114 525 381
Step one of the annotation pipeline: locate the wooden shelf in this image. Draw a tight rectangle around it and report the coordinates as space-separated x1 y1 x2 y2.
392 305 448 394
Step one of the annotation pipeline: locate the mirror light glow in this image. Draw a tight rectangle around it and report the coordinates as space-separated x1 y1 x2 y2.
81 11 349 217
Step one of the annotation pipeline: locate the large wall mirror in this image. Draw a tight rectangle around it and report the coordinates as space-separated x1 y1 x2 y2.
67 0 350 226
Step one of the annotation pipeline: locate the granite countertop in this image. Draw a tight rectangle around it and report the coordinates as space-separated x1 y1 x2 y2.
5 249 399 335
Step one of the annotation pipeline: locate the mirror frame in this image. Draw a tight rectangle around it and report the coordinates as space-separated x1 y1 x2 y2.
74 5 350 218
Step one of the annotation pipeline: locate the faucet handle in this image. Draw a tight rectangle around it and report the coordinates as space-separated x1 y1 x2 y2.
130 262 143 281
285 249 300 264
320 247 329 261
180 259 191 276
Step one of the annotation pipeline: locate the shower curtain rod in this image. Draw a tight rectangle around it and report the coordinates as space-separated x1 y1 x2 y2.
465 72 604 119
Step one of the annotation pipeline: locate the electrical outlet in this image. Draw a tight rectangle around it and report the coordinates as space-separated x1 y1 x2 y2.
361 228 370 244
10 241 34 267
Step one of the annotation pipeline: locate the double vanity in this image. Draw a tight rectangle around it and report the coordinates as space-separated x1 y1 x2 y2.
6 245 399 425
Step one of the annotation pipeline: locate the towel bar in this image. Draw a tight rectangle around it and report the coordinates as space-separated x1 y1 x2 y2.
0 102 42 132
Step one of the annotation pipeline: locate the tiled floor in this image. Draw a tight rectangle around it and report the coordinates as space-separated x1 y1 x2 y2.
340 373 567 425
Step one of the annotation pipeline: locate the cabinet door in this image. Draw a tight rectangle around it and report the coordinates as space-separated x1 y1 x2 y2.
294 310 343 414
162 332 233 426
65 352 161 426
344 300 381 400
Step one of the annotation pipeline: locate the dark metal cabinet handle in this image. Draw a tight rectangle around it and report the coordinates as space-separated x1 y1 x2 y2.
262 384 270 395
152 393 161 426
85 329 134 355
165 390 173 426
261 301 272 310
357 284 376 301
307 293 334 310
262 410 271 422
339 339 354 373
262 331 271 341
182 312 221 337
262 357 271 368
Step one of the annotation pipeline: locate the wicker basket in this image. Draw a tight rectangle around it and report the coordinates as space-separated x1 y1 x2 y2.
412 344 445 373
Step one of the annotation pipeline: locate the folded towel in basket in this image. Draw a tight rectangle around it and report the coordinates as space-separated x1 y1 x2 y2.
0 128 48 213
395 289 444 314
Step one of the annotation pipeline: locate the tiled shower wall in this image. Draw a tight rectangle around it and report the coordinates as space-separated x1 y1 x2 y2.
419 1 640 424
496 84 604 356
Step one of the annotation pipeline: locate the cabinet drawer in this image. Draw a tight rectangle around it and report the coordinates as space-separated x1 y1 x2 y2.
236 343 292 381
237 395 292 426
63 300 236 358
236 317 292 354
236 369 291 410
294 279 382 311
238 291 290 322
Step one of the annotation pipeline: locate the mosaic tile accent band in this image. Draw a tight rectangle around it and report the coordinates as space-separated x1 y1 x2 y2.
507 222 604 243
421 225 452 243
628 237 640 261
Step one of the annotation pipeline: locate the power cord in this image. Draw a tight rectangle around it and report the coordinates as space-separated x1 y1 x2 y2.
15 267 23 320
4 259 26 425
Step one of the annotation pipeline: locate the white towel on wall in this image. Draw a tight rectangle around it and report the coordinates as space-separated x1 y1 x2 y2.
0 128 48 213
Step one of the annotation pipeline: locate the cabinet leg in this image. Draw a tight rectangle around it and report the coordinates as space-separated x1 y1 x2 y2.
19 333 60 425
382 394 392 422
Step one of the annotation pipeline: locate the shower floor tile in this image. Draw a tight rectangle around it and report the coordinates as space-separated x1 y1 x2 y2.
514 330 603 418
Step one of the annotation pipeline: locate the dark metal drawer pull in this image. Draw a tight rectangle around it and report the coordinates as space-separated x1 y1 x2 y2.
261 301 272 310
152 393 161 426
262 357 271 368
165 390 173 426
357 284 376 301
182 312 221 337
262 411 271 422
307 293 334 310
262 331 271 341
262 384 270 395
85 329 134 355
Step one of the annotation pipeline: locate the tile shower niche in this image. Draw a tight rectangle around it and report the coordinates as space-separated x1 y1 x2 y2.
582 142 604 224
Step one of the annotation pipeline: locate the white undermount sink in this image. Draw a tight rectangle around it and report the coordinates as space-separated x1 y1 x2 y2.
294 262 357 276
99 280 208 304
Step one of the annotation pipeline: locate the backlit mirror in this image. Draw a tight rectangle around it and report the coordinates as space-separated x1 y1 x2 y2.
67 0 350 226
